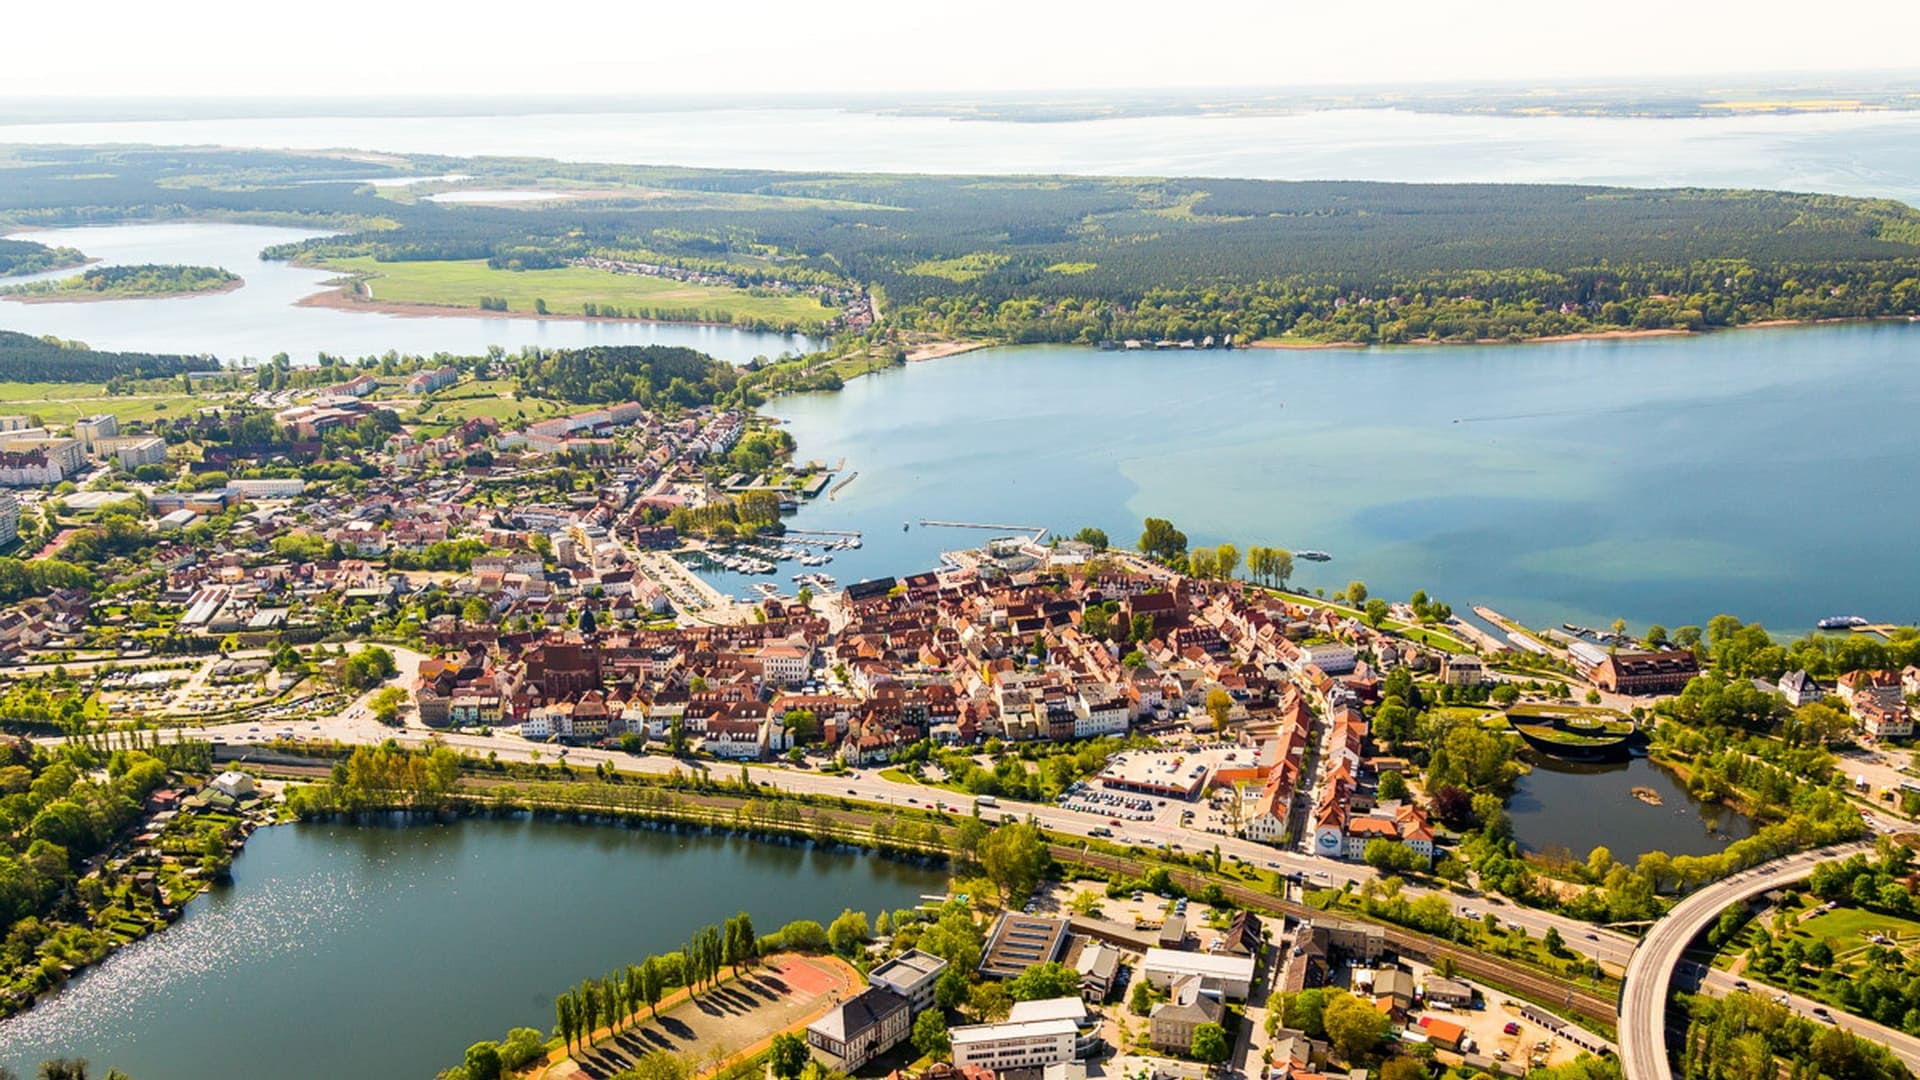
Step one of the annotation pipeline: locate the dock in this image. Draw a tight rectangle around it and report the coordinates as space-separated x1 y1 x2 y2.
1473 605 1556 655
828 471 858 499
919 519 1048 540
785 528 862 539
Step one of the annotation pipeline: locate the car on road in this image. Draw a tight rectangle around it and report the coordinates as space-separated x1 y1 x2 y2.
846 788 858 795
1734 980 1750 990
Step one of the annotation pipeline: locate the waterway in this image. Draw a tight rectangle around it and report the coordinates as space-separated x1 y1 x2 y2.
1506 755 1756 864
0 817 946 1080
721 326 1920 633
3 106 1919 204
0 221 816 364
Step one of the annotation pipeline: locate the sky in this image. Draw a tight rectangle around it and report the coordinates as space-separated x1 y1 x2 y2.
9 0 1920 99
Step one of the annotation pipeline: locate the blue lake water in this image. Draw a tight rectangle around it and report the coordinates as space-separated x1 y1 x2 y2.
0 818 945 1080
705 326 1920 634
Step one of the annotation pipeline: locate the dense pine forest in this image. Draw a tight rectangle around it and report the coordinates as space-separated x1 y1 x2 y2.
5 145 1920 345
0 330 220 383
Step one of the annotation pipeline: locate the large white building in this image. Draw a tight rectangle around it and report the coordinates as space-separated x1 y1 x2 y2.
949 1018 1079 1071
868 949 948 1013
227 478 307 498
1140 948 1256 1001
1073 689 1129 738
0 490 17 545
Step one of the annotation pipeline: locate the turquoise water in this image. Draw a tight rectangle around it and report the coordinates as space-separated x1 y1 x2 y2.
728 325 1920 633
0 818 945 1080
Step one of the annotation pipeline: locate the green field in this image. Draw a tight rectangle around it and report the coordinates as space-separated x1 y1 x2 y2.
406 379 570 433
318 257 835 326
1793 906 1920 953
0 381 203 425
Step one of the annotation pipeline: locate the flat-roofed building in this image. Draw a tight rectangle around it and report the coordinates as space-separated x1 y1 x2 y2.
950 1017 1079 1071
980 913 1071 979
1141 947 1256 1001
868 948 947 1013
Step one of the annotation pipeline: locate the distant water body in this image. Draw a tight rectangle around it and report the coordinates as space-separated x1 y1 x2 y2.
716 326 1920 634
4 106 1920 203
0 221 815 363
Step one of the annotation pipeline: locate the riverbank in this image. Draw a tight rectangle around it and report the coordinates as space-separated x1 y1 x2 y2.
1246 315 1915 351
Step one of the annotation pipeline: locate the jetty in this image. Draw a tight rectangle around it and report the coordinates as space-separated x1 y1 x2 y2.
919 519 1048 540
828 471 858 499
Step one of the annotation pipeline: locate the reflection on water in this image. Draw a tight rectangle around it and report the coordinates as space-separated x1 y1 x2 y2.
1507 754 1756 864
0 817 946 1080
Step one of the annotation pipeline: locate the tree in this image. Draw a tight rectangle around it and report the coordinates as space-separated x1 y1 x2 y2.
912 1008 952 1058
1645 624 1670 647
1346 580 1368 605
464 1042 504 1080
640 955 665 1016
828 908 871 956
1377 770 1409 802
1281 989 1327 1038
1364 598 1390 628
1130 979 1154 1015
968 981 1012 1021
1007 961 1081 1002
770 1033 811 1080
1191 1023 1230 1068
978 822 1048 905
936 965 972 1011
1073 526 1110 550
626 1051 691 1080
557 993 576 1054
1139 518 1188 563
1214 543 1240 580
1322 992 1389 1061
1204 688 1234 729
1379 1057 1427 1080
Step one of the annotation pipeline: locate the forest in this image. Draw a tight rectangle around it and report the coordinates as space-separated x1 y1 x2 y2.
0 238 87 278
509 345 741 407
0 330 220 383
6 145 1920 345
0 263 238 299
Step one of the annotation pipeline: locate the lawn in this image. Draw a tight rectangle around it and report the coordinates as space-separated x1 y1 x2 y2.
317 256 835 326
1793 905 1920 953
407 381 571 432
0 382 208 425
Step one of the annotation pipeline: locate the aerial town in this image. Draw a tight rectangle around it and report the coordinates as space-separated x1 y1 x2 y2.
3 348 1918 1080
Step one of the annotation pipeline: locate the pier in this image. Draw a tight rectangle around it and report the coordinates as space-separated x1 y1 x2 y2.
828 471 858 499
784 528 863 539
919 519 1048 540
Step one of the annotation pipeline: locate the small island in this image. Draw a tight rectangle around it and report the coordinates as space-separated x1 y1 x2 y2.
0 237 90 278
0 263 241 302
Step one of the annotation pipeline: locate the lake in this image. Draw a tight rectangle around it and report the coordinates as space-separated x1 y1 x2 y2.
0 818 946 1080
0 222 816 364
3 106 1920 204
1507 755 1755 864
727 326 1920 634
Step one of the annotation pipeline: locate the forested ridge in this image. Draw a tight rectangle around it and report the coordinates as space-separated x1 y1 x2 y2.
7 145 1920 345
0 329 220 383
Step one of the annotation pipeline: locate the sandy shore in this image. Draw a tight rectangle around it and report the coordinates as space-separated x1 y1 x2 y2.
1247 318 1915 350
1 276 243 303
904 340 989 362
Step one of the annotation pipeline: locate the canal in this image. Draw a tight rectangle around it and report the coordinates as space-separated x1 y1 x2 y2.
0 817 947 1080
1506 754 1756 865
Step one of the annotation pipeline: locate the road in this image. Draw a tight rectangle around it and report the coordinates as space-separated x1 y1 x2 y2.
1619 841 1875 1080
1690 967 1920 1071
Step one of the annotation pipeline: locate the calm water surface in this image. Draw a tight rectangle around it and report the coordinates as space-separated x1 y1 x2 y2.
731 326 1920 633
0 221 815 364
0 818 945 1080
3 107 1919 203
1508 756 1756 864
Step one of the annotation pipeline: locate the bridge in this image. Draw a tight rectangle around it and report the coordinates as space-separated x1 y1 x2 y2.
1619 841 1874 1080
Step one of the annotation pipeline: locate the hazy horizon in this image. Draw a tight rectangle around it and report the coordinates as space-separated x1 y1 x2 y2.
9 0 1919 99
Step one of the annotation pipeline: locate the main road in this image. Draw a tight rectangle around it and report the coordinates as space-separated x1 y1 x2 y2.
1619 840 1875 1080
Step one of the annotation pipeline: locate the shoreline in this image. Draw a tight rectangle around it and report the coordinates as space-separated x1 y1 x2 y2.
0 275 243 304
291 258 830 334
1247 316 1913 351
293 277 793 332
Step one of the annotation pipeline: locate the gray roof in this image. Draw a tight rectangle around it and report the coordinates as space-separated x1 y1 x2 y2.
807 986 908 1042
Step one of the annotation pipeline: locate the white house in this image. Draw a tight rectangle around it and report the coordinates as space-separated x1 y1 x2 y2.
211 771 257 799
1140 948 1255 1001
